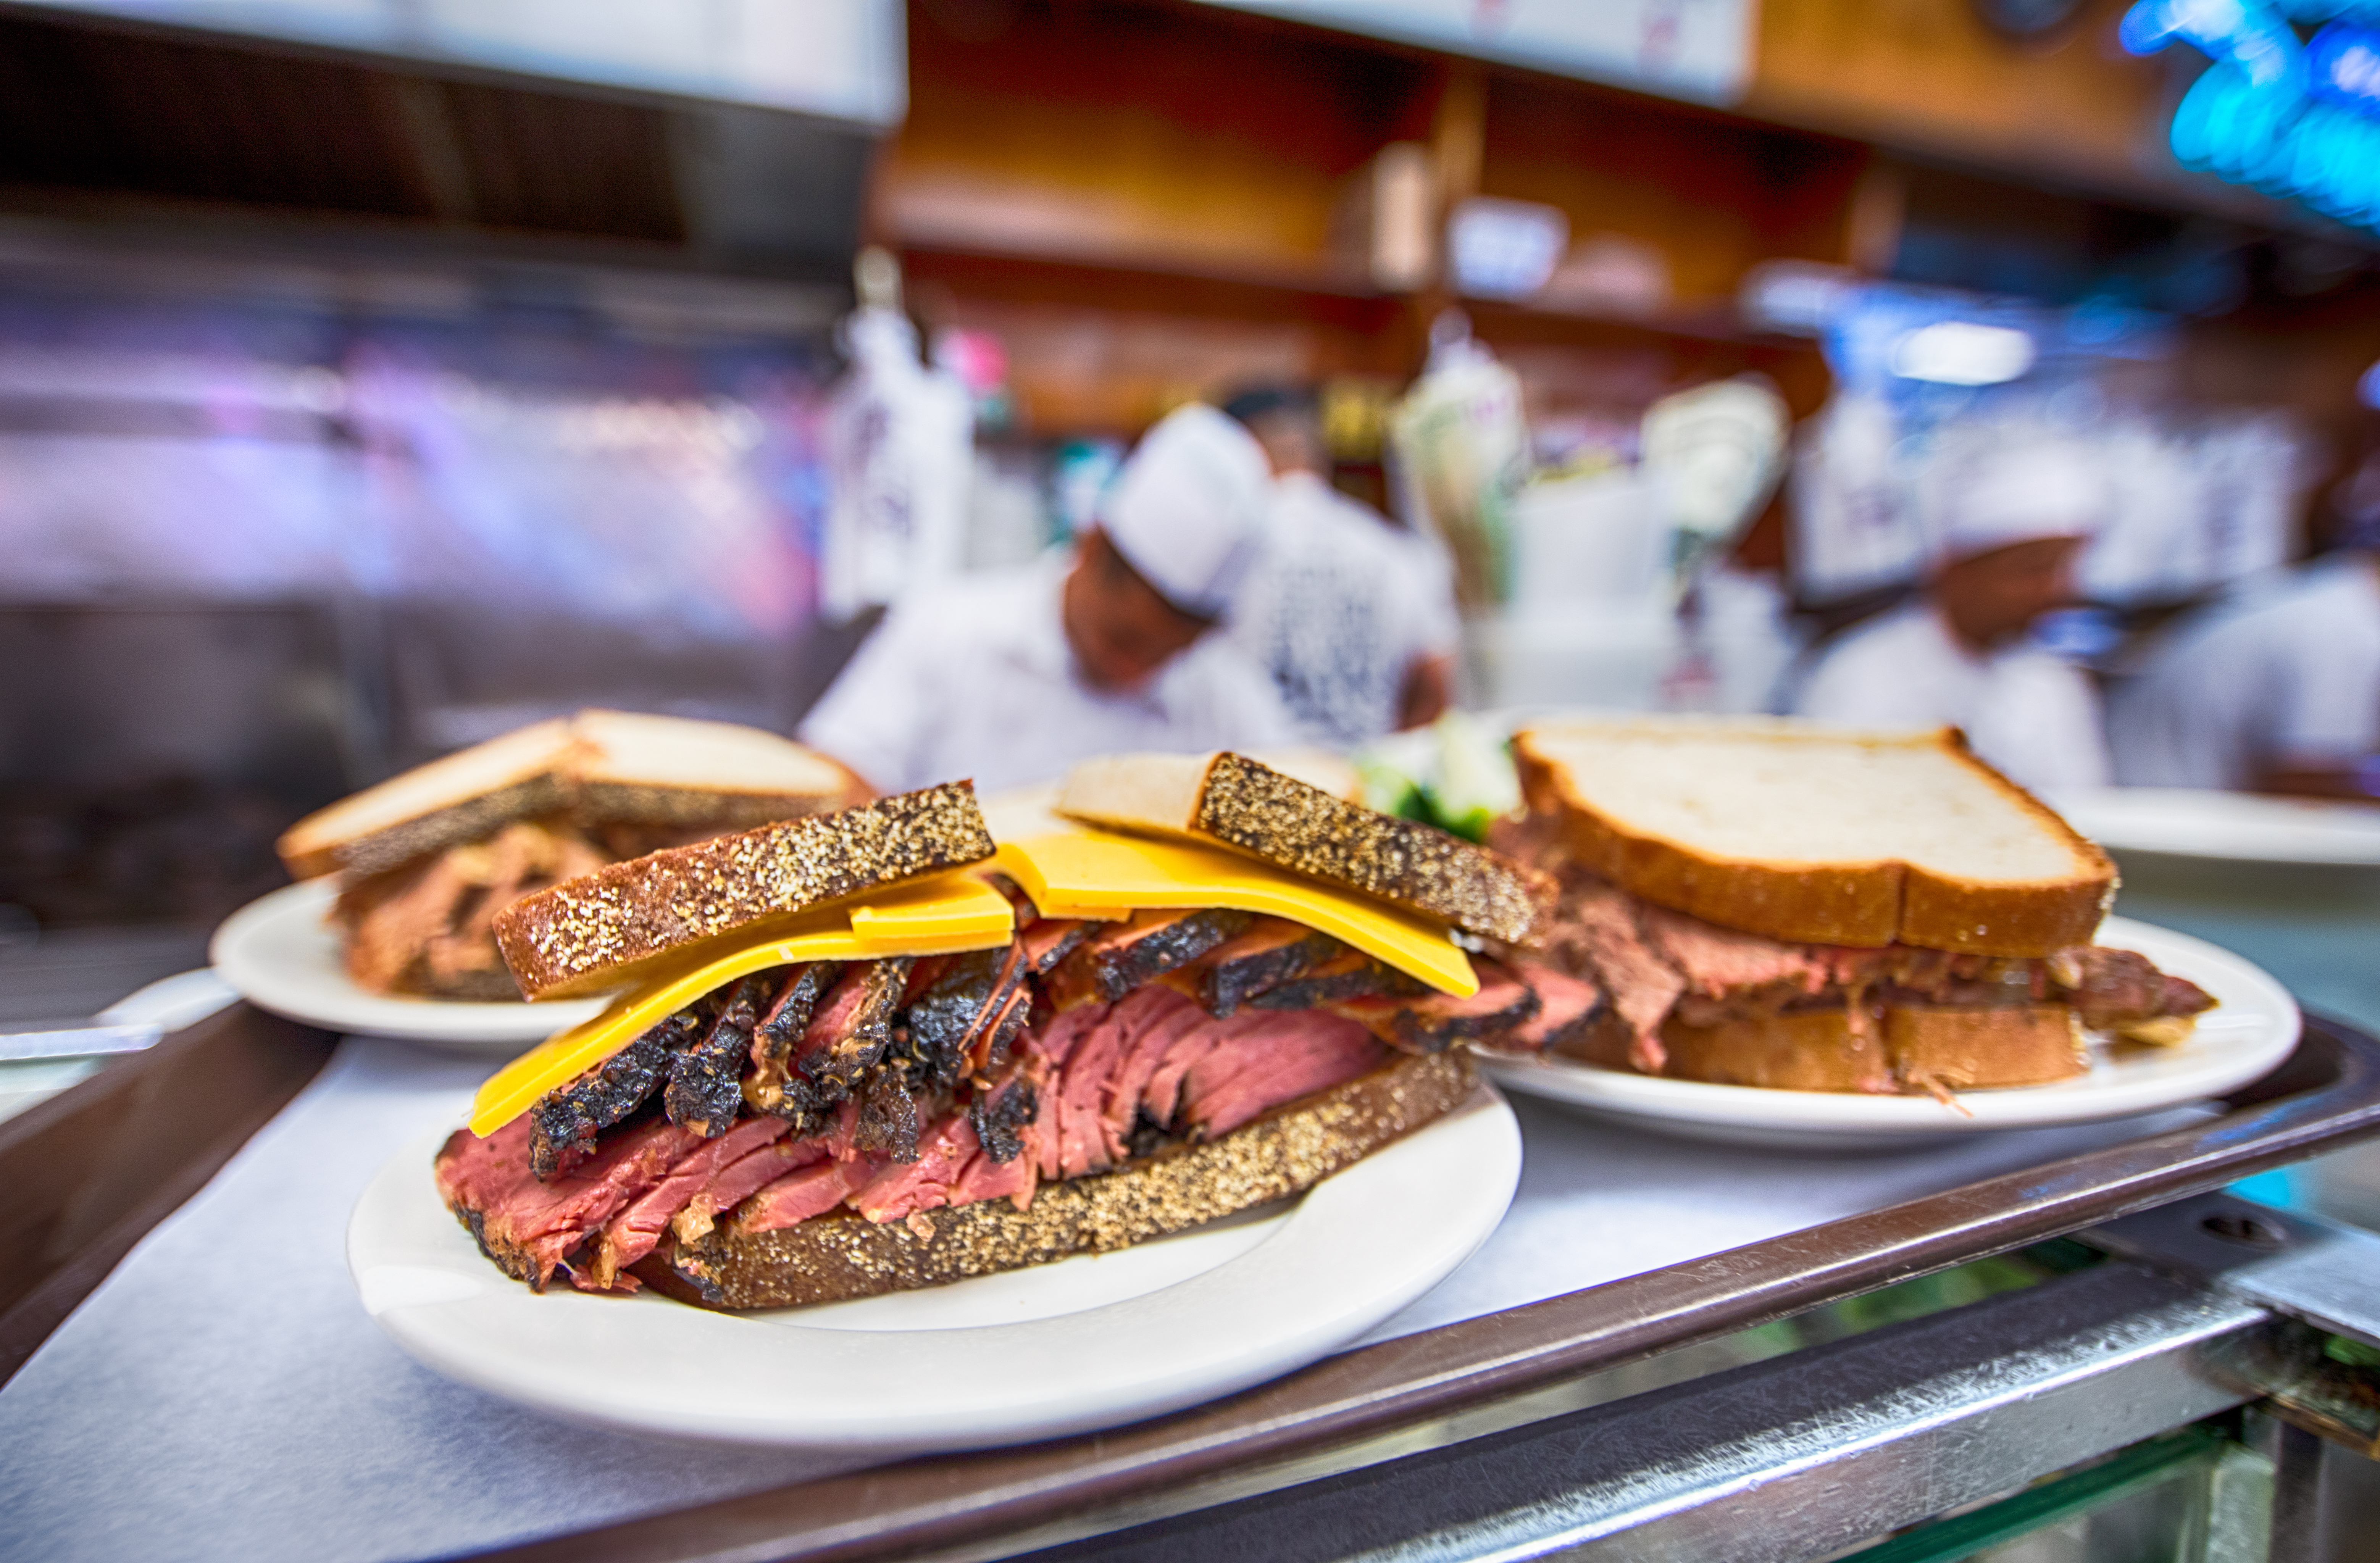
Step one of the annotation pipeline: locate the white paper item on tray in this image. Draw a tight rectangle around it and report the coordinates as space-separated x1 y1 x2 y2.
0 1038 2211 1563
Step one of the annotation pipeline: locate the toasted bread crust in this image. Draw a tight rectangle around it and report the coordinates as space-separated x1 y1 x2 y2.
1655 1003 2086 1094
1512 726 2114 957
493 782 996 999
303 776 571 880
1192 753 1552 944
649 1050 1476 1311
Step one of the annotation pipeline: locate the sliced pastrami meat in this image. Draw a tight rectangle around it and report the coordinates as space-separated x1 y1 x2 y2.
1139 1009 1253 1130
675 1134 827 1244
1502 962 1609 1051
1097 985 1207 1161
1560 885 1687 1073
745 963 839 1115
854 1071 922 1163
1180 1012 1386 1139
437 1114 703 1290
968 1066 1039 1163
1636 905 1831 998
851 1112 981 1224
666 973 775 1136
789 957 912 1110
1020 916 1092 975
1050 1003 1132 1177
734 1156 880 1234
906 943 1034 1087
590 1115 790 1286
1329 969 1539 1053
1068 908 1253 1003
950 1135 1037 1213
1200 918 1342 1016
527 1007 704 1179
1248 950 1424 1011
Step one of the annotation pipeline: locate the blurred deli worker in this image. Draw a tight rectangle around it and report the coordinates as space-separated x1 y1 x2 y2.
1223 386 1460 747
2110 453 2380 798
800 403 1296 795
1793 443 2112 793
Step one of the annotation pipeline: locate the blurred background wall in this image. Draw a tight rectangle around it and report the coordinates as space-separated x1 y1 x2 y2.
0 0 2372 931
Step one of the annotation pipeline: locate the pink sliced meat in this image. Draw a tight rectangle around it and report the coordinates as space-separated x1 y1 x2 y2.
682 1135 827 1240
736 1156 879 1233
1099 985 1207 1161
851 1113 980 1224
591 1115 790 1285
950 1139 1037 1212
1505 963 1609 1051
820 1095 865 1161
1054 1006 1130 1177
1565 885 1686 1073
436 1114 703 1290
1028 1001 1111 1072
1180 1012 1385 1138
1141 1010 1253 1128
1638 905 1830 997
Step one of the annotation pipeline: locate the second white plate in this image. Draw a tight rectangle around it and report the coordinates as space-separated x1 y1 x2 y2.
2051 786 2380 866
1479 917 2300 1150
348 1083 1521 1449
210 879 605 1051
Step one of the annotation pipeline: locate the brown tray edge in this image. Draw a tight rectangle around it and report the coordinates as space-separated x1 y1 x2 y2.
0 1000 338 1385
475 1011 2380 1563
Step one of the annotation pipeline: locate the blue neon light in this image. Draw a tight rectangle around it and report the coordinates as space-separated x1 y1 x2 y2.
2306 21 2380 109
2126 0 2380 232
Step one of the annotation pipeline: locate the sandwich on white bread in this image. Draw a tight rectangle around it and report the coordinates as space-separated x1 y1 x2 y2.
1490 718 2214 1095
434 777 1564 1310
277 710 865 1000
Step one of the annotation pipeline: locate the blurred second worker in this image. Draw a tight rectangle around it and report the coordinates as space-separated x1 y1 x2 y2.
1790 442 2111 794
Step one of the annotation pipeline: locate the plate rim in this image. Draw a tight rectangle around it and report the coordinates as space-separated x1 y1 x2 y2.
1478 915 2299 1137
346 1082 1523 1449
210 879 605 1047
2051 786 2380 866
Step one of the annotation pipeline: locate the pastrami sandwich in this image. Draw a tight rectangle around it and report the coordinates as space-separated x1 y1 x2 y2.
434 762 1556 1310
1483 719 2214 1095
278 709 865 1000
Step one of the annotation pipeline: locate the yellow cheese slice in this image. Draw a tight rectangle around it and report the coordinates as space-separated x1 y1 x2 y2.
993 830 1477 998
468 870 1015 1137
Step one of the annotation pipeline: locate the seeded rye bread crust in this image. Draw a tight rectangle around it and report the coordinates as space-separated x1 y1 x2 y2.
1058 752 1552 946
642 1050 1475 1310
494 782 997 1000
1510 726 2114 957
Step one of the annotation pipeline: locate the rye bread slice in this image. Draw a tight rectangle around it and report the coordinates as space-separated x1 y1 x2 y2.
648 1050 1475 1311
277 708 865 881
1512 719 2114 957
493 781 997 1000
1056 751 1551 945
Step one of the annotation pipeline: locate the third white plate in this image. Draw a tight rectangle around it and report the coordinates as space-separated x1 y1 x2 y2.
210 879 605 1051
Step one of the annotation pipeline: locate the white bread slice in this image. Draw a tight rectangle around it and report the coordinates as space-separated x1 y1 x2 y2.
1055 750 1551 945
1512 718 2114 956
278 710 863 881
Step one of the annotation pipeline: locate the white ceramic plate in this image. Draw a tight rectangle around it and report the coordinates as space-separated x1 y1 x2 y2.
1478 918 2299 1150
210 880 605 1051
2050 786 2380 866
348 1083 1519 1449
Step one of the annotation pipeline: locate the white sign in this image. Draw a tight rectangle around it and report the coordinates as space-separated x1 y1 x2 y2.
22 0 906 126
1192 0 1755 105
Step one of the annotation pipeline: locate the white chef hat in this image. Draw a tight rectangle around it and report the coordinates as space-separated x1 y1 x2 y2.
1100 402 1272 619
1934 440 2110 565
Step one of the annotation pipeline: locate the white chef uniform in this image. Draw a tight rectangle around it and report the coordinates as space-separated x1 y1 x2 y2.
1796 604 2111 792
1790 441 2113 794
799 403 1297 795
1230 471 1460 747
2109 555 2380 789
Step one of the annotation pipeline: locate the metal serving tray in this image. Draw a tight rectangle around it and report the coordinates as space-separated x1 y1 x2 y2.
10 1006 2380 1561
